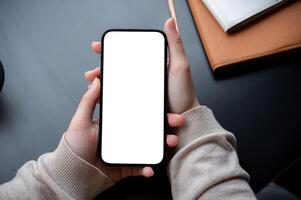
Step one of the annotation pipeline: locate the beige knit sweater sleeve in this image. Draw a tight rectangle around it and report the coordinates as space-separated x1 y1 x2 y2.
168 106 256 200
0 136 114 200
0 106 256 200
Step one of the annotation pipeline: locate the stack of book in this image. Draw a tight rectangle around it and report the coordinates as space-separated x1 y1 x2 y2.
171 0 301 71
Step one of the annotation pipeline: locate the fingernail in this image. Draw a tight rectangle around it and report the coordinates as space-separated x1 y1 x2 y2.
85 70 91 78
91 41 99 48
169 18 176 30
143 167 154 177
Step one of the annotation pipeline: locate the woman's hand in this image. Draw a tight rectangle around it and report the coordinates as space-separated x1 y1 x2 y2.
65 18 190 182
65 78 185 182
164 18 200 113
86 18 199 114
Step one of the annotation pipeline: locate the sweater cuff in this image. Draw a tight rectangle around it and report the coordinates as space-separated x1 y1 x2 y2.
41 135 114 199
176 106 225 151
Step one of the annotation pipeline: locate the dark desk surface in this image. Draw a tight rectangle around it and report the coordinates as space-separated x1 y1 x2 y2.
0 0 300 198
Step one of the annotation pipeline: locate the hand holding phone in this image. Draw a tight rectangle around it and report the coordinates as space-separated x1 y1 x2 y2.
65 18 197 182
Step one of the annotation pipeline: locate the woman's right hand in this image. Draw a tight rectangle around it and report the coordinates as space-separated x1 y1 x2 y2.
86 17 199 114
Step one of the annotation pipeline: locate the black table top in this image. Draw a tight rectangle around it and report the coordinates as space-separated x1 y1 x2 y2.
0 0 300 198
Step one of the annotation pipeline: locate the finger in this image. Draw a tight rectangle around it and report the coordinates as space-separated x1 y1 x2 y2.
167 134 179 147
91 41 102 54
164 18 188 68
142 166 154 177
73 78 100 123
167 113 185 127
87 84 101 105
132 166 154 177
85 67 101 81
93 118 100 124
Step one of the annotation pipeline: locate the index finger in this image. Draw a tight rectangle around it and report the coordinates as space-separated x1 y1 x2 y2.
85 67 100 81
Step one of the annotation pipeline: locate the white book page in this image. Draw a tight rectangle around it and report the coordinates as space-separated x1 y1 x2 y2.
203 0 283 31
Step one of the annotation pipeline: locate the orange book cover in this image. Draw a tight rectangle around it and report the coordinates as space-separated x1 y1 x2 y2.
187 0 301 71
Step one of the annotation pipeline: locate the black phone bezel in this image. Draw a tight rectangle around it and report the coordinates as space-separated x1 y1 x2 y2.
98 29 168 166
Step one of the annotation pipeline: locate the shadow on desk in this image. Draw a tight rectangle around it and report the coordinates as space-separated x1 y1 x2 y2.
96 175 173 200
0 96 13 129
213 48 301 80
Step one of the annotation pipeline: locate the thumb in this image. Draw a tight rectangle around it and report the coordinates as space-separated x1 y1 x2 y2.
164 18 188 68
73 78 100 124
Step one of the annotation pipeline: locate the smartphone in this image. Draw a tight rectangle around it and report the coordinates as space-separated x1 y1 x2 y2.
99 30 167 165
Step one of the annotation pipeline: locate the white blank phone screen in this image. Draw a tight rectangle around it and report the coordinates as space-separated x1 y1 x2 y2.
101 31 165 164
